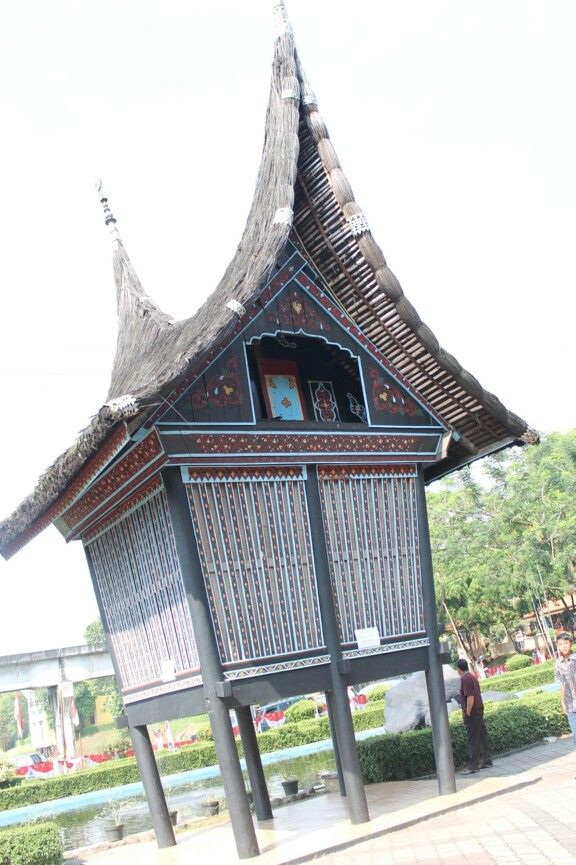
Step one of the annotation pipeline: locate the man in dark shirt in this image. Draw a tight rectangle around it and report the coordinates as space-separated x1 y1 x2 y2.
456 658 492 774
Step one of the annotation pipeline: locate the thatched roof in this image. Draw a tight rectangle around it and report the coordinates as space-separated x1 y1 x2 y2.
0 1 537 559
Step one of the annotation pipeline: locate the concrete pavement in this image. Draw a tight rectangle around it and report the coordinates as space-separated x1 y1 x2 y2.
65 736 575 865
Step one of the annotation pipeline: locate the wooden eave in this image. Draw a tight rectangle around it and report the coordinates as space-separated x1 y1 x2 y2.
290 80 535 456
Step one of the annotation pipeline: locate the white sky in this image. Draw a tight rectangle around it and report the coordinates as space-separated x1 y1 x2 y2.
1 0 574 656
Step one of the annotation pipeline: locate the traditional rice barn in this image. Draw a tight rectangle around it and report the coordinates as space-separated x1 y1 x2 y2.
0 2 537 859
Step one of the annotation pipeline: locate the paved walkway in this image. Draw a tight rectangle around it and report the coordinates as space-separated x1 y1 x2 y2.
65 737 575 865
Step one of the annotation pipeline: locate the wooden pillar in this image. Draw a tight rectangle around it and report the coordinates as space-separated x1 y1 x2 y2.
130 724 176 848
305 466 369 824
325 690 346 797
415 466 456 795
236 705 273 821
162 468 260 859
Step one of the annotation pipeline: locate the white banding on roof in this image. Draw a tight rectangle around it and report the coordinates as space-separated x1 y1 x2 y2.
105 394 139 417
226 299 246 317
346 212 370 236
281 88 299 101
272 206 293 226
301 86 317 106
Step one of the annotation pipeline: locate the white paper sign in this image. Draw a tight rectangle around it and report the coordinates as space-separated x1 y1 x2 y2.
355 627 381 649
161 659 176 682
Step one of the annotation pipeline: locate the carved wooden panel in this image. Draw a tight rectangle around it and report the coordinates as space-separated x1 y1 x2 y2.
318 465 424 644
86 488 200 694
186 468 324 666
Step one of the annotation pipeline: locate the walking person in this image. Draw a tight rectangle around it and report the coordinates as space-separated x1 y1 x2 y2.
456 659 492 774
554 632 576 745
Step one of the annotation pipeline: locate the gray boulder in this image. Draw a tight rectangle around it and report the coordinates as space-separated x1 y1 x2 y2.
385 665 461 734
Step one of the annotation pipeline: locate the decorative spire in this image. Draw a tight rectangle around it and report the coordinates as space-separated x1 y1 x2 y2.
95 179 121 243
273 0 293 37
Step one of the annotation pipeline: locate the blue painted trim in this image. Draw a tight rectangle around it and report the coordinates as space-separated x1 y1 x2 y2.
160 428 443 439
183 468 308 484
170 450 439 459
131 428 148 443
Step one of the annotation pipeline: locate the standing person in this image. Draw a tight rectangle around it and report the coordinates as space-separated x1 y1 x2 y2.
456 659 492 774
555 632 576 745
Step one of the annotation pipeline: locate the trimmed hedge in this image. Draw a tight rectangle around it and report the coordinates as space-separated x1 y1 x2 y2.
285 699 318 722
358 691 568 783
0 701 384 811
505 653 533 671
0 822 63 865
367 685 388 702
481 660 555 693
0 758 142 811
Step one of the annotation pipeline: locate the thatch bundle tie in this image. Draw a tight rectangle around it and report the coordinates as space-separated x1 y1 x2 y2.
226 299 246 317
281 88 299 101
272 206 293 226
346 212 370 236
301 85 317 106
105 395 138 417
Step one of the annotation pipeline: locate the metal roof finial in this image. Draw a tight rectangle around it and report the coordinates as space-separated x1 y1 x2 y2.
95 179 121 243
273 0 293 37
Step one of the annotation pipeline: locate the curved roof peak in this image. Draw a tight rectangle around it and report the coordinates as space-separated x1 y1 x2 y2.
95 181 174 400
273 0 293 36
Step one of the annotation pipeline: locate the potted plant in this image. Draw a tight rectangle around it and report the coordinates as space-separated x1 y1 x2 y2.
100 797 138 842
281 776 299 797
200 797 220 817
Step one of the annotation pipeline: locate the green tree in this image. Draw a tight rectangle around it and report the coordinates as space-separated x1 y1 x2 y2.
84 619 105 645
492 431 576 639
428 468 506 661
0 692 29 750
74 619 123 725
428 431 576 658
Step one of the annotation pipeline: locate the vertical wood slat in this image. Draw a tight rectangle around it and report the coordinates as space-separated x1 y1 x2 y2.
86 490 199 690
318 467 424 644
186 470 324 666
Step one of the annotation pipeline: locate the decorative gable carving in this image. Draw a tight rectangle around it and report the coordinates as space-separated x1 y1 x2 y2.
161 253 444 433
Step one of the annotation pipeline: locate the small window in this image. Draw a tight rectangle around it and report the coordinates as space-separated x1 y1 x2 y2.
246 335 367 423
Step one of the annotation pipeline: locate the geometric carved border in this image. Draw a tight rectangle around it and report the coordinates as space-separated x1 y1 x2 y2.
223 654 331 681
122 674 203 704
342 637 429 660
